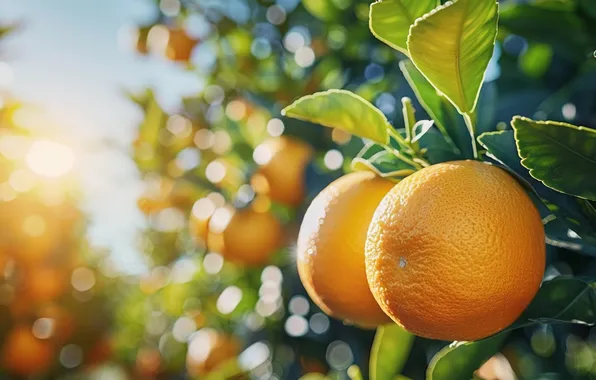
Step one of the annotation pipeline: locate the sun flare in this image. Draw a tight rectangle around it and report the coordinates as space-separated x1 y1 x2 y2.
25 140 75 178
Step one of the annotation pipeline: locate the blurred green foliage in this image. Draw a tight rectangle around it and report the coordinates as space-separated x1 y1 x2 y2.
6 0 589 378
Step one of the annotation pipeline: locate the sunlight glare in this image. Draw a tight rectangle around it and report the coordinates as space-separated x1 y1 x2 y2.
26 140 75 178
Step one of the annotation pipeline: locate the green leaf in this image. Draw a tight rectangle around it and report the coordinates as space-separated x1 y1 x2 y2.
511 277 596 328
427 333 507 380
478 130 596 243
370 324 415 380
369 0 439 55
407 0 499 114
282 90 390 145
347 365 364 380
352 143 416 180
499 3 593 60
399 60 471 158
411 120 434 144
519 43 553 79
301 0 340 21
428 277 596 380
544 218 596 256
512 117 596 202
299 375 329 380
418 128 463 164
580 0 596 19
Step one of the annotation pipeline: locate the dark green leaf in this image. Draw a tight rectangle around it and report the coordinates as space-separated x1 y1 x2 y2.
411 120 434 144
301 0 340 21
511 277 596 329
418 128 463 164
478 130 596 244
282 90 390 145
519 43 553 79
369 0 439 55
580 0 596 19
499 3 593 59
370 324 415 380
544 218 596 256
399 60 471 158
427 333 508 380
352 143 416 180
428 277 596 380
407 0 499 113
476 82 498 135
512 116 596 202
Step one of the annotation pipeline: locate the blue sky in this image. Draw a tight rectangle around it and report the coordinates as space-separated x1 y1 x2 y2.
1 0 202 273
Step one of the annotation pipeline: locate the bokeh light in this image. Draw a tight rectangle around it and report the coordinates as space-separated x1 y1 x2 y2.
26 140 75 178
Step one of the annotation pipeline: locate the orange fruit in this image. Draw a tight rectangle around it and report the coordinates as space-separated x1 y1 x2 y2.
38 304 76 343
253 137 313 206
85 335 113 367
214 208 284 266
366 160 545 341
136 347 161 378
0 195 62 263
165 28 198 62
186 328 240 377
24 266 68 303
297 171 393 328
9 295 32 318
2 325 55 375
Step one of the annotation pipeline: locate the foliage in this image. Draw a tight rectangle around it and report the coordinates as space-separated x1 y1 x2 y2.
118 0 596 379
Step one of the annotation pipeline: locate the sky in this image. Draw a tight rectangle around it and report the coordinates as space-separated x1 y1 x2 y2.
1 0 203 273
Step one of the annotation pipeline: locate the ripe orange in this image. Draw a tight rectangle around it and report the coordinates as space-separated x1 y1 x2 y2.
366 160 545 341
2 325 55 375
0 196 62 263
39 304 76 343
165 28 198 62
25 266 68 303
85 335 113 367
213 207 284 266
186 328 240 377
253 137 313 206
297 171 394 328
136 347 161 378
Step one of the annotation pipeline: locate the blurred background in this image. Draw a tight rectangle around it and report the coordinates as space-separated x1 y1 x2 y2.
1 0 596 379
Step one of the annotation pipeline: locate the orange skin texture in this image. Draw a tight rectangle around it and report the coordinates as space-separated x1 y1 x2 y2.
255 137 313 206
2 325 55 376
186 329 240 377
366 161 545 341
297 171 394 328
221 209 284 266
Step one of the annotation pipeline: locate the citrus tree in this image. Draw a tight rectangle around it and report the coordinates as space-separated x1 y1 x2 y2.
122 0 596 379
285 0 596 379
118 0 395 378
